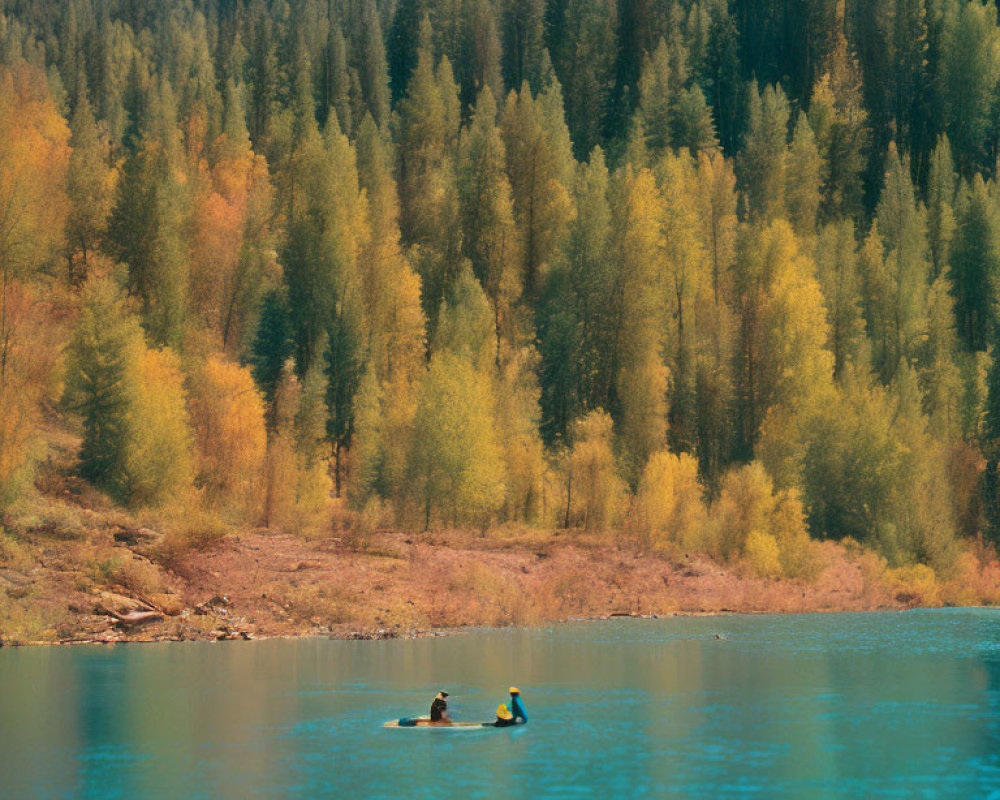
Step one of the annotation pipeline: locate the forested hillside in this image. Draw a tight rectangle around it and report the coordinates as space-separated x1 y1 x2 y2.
4 0 1000 593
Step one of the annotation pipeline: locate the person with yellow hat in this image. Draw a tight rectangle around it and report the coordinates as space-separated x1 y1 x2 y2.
509 687 528 723
492 686 527 727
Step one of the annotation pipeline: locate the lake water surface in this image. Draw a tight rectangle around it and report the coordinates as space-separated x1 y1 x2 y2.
2 610 1000 798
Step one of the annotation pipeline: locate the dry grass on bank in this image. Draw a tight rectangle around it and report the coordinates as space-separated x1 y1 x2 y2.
4 475 1000 645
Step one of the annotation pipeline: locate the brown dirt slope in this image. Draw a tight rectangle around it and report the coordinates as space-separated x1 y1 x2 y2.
2 423 999 646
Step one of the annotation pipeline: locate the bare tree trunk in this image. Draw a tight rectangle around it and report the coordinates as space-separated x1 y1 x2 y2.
563 462 573 529
334 440 342 498
263 441 274 529
0 265 9 389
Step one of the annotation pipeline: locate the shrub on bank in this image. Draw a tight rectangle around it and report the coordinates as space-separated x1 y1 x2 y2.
631 450 707 552
563 412 627 532
710 463 818 580
884 563 942 606
150 505 231 567
744 530 782 579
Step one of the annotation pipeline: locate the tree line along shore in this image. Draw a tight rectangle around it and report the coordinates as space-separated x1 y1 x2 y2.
5 1 1000 640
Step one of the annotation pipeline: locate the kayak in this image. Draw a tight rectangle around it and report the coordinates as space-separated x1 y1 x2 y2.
384 716 495 729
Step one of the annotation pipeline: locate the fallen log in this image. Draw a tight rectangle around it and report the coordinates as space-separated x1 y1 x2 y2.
112 527 163 547
110 610 163 628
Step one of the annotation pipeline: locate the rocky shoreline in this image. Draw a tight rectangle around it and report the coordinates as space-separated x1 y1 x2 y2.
4 513 996 649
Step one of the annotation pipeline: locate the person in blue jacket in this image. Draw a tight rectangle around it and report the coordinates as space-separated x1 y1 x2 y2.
493 686 527 727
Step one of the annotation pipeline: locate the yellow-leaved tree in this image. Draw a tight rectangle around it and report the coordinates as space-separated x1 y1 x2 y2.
0 60 70 506
406 351 505 530
710 462 816 579
655 150 708 453
355 114 426 386
612 167 669 478
632 450 708 553
123 347 195 507
734 220 834 461
0 284 55 507
66 277 194 508
564 411 626 532
186 355 267 520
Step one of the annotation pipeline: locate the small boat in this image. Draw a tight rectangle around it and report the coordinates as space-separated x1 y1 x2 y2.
383 716 495 729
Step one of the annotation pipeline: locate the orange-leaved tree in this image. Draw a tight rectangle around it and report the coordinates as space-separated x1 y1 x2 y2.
0 60 70 506
186 355 267 519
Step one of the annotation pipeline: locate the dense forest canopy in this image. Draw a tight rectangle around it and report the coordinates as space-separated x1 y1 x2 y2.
5 0 1000 580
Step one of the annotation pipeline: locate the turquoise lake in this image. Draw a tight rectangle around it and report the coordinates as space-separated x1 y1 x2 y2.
2 610 1000 798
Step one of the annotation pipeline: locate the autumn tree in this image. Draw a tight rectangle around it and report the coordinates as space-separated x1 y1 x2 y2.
186 355 267 518
814 220 866 378
801 365 958 569
406 351 505 529
262 360 302 529
710 461 814 578
395 31 463 331
500 80 575 304
66 90 114 284
656 151 707 455
351 365 418 512
0 60 70 385
564 411 625 531
281 118 366 373
785 114 821 238
190 90 277 354
870 143 929 381
354 114 426 385
458 87 521 363
807 10 867 222
0 61 70 505
353 0 391 129
634 38 675 162
739 83 790 223
632 450 707 552
693 149 739 488
0 284 53 507
926 135 957 281
65 278 193 506
611 167 668 478
733 220 833 459
459 0 504 111
123 345 194 507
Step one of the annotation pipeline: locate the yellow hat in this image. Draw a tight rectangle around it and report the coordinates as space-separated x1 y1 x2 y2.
509 686 520 695
496 704 513 720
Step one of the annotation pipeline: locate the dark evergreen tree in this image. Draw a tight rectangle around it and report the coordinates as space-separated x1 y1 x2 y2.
950 176 1000 352
981 329 1000 543
501 0 545 92
704 4 742 156
247 12 278 146
250 290 294 417
63 279 143 500
324 304 363 497
387 0 427 104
